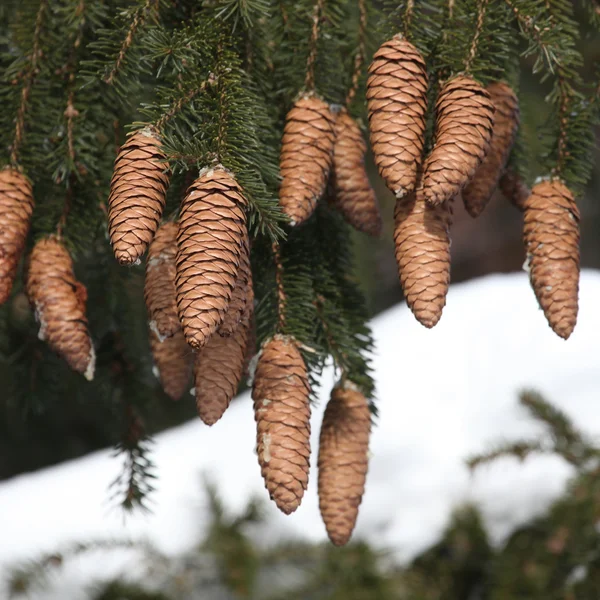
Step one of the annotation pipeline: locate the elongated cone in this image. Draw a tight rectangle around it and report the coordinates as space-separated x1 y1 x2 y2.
331 110 382 236
218 232 253 336
0 168 34 304
394 188 452 328
253 335 311 514
145 222 180 341
523 180 580 339
150 329 192 400
194 310 251 426
366 35 428 198
422 76 495 207
176 165 248 350
500 169 529 212
108 128 170 265
318 381 371 546
26 237 95 379
279 94 335 226
463 82 520 217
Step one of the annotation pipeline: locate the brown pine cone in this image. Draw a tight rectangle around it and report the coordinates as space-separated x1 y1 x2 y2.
253 335 311 514
318 382 371 547
176 165 248 350
463 82 520 217
394 188 452 328
145 222 180 341
523 180 580 339
366 35 428 198
0 168 35 304
500 169 530 212
422 76 495 206
279 94 335 226
150 329 192 401
331 109 382 237
218 232 253 337
26 237 95 379
194 312 250 426
108 128 170 265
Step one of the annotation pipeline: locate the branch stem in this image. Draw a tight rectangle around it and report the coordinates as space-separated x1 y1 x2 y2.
304 0 325 91
272 241 287 332
464 0 488 73
345 0 368 106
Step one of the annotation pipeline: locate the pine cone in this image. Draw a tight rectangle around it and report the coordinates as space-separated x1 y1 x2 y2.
108 128 170 265
150 329 192 401
176 165 248 350
394 188 452 328
145 222 180 341
0 168 34 304
331 109 382 237
26 237 95 379
279 94 335 226
366 35 428 198
500 169 530 212
194 312 250 426
523 180 580 339
463 82 520 217
422 76 495 206
218 233 253 337
253 335 311 514
318 382 371 546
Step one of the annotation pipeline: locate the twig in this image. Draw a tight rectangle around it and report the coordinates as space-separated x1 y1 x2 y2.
464 0 488 73
345 0 368 106
403 0 415 38
304 0 325 91
272 241 286 331
104 0 158 86
9 0 48 166
155 81 208 132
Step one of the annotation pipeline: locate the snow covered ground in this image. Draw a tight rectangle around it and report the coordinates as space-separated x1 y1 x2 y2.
2 271 600 595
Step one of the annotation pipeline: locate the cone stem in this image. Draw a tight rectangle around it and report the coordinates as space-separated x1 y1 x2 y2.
272 241 287 332
403 0 415 37
464 0 488 73
304 0 325 91
345 0 367 106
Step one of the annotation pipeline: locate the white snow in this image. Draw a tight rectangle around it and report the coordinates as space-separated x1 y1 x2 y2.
2 271 600 589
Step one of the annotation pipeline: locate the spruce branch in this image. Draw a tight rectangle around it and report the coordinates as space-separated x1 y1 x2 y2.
154 78 209 132
104 0 159 86
464 0 488 73
9 0 47 166
304 0 325 91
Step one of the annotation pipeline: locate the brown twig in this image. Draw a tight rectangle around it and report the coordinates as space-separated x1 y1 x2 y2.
104 0 158 86
155 81 208 132
304 0 325 91
403 0 415 38
464 0 488 73
272 241 287 331
345 0 368 106
9 0 48 166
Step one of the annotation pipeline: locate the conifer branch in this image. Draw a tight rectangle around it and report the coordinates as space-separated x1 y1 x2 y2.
104 0 158 86
9 0 47 166
345 0 368 106
304 0 325 91
464 0 488 73
314 293 348 377
154 79 209 132
272 241 287 332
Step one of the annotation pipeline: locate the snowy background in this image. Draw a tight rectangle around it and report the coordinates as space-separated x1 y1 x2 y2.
2 271 600 596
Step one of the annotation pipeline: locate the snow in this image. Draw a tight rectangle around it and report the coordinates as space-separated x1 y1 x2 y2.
2 271 600 588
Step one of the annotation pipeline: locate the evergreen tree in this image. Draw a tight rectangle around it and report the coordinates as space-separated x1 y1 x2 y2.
0 0 597 543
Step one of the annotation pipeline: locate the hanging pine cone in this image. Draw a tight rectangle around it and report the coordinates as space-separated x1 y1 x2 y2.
500 169 530 212
145 222 180 341
331 109 382 237
422 76 495 207
462 82 520 217
176 165 248 350
366 34 428 198
194 311 251 426
252 335 311 514
279 94 335 226
523 180 580 339
0 167 34 304
218 233 253 337
150 329 192 401
318 381 371 547
394 188 452 328
108 128 170 266
26 236 95 379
